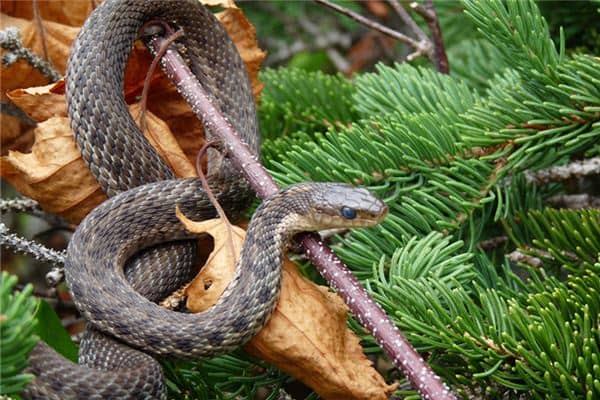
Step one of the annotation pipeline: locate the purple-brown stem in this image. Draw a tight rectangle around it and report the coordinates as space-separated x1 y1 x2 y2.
411 0 449 74
144 29 456 400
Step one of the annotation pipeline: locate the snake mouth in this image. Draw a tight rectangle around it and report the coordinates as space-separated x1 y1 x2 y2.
354 205 389 227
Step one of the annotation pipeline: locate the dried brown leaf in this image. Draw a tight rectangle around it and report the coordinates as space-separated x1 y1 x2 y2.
199 0 238 9
6 80 67 122
130 103 197 178
245 259 397 400
0 116 106 223
175 210 245 311
0 0 94 27
216 8 266 99
177 213 395 400
1 102 194 223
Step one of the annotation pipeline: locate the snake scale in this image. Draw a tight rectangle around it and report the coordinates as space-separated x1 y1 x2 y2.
22 1 387 399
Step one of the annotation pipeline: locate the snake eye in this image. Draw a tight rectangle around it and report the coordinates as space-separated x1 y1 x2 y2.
340 206 357 220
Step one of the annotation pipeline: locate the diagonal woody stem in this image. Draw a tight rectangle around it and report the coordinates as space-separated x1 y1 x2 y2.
144 27 456 400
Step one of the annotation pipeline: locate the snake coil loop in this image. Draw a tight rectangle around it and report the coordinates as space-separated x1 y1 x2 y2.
23 1 387 399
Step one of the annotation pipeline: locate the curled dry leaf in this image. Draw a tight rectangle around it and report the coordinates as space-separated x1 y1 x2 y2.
6 80 67 123
245 260 397 400
0 0 265 164
0 116 106 223
216 8 266 99
1 85 196 222
0 10 77 148
0 0 93 27
175 207 246 311
177 212 396 400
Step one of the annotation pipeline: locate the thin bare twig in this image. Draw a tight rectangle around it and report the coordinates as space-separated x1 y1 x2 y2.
1 197 71 228
387 0 428 42
314 0 431 60
144 24 456 400
266 32 352 66
298 18 351 73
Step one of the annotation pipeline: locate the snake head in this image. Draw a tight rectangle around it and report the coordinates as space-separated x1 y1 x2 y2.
285 183 388 231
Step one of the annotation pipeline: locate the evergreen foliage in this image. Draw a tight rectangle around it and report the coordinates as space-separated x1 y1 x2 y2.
5 0 599 398
163 353 291 400
256 0 600 398
1 272 38 396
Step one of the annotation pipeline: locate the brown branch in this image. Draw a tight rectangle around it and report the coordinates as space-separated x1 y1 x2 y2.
508 249 545 268
410 0 449 73
144 25 456 400
314 0 432 61
477 235 508 251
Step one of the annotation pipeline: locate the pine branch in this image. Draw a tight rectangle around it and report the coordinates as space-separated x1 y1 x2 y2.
255 1 599 397
503 209 599 272
1 272 39 396
144 25 456 400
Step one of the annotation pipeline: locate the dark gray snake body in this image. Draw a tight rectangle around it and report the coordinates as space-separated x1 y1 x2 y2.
23 1 387 398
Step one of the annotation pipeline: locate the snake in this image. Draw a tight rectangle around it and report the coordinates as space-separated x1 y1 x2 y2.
21 1 388 399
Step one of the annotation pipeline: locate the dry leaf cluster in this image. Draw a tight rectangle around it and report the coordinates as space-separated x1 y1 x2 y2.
1 1 394 398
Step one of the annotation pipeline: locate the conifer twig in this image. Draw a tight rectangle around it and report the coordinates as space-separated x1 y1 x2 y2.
546 194 600 209
1 101 37 126
0 27 61 82
266 32 352 66
144 24 456 400
508 250 544 268
0 222 66 267
525 157 600 184
0 198 69 228
478 235 508 250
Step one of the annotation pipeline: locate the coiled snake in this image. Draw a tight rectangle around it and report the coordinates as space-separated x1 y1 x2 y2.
22 1 387 398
